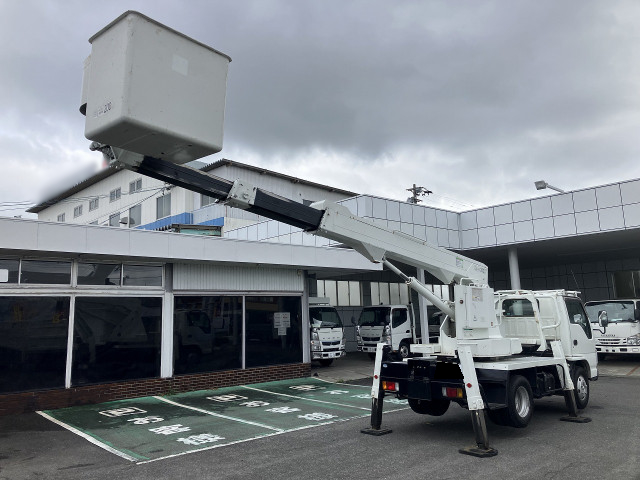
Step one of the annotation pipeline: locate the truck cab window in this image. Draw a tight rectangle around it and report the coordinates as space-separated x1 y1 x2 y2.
392 309 408 328
565 297 592 339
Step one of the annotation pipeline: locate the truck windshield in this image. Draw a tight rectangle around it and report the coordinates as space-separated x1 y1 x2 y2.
310 307 343 328
585 301 636 323
358 307 390 327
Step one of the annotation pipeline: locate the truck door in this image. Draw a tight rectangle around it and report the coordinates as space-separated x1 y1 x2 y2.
565 297 597 362
391 307 409 350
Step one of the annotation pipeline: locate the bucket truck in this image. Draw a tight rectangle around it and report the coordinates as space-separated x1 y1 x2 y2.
79 11 598 457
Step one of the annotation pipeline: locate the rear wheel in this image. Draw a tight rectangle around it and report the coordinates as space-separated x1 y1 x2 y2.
408 398 450 416
319 359 333 367
505 375 534 428
572 366 590 410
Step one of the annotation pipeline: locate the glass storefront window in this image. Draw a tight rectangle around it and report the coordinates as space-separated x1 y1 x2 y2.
72 297 162 385
20 260 71 285
123 265 163 287
0 259 19 283
173 296 243 374
77 263 122 286
245 296 302 368
0 296 70 394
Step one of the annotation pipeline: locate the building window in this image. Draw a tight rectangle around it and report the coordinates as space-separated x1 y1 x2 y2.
72 297 162 386
173 296 243 374
20 260 71 285
317 280 362 306
0 296 70 394
128 204 141 228
129 178 142 194
0 259 19 283
77 262 122 286
201 194 216 207
57 213 65 222
612 271 640 298
156 193 171 219
73 205 83 218
245 296 303 368
123 264 163 287
109 213 120 227
109 187 121 202
89 197 99 211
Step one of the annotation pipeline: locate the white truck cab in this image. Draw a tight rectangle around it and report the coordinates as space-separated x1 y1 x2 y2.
356 304 418 359
585 299 640 356
309 298 346 366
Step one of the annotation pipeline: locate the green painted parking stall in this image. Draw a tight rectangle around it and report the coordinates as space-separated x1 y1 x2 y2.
38 378 407 464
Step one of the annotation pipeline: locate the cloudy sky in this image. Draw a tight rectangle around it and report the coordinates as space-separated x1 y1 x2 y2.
1 0 639 217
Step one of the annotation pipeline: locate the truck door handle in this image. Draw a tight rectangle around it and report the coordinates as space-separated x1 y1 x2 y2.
406 330 410 334
573 340 578 346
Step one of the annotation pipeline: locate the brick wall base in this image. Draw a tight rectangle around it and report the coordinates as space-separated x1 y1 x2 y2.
0 363 311 416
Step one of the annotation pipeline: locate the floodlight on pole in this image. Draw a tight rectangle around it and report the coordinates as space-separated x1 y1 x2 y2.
534 180 565 194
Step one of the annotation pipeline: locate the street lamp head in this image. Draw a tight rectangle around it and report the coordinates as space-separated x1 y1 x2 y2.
534 180 548 190
534 180 565 194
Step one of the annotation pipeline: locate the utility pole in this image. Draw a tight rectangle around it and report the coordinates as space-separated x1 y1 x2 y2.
406 184 432 204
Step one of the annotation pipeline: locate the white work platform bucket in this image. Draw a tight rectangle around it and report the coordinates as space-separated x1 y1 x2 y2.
81 11 231 164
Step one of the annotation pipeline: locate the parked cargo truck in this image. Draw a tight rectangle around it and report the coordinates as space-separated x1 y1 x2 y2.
309 297 346 366
356 304 418 360
585 299 640 357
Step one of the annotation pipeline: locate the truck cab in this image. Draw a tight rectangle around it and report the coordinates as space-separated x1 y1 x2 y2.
585 299 640 357
356 304 418 359
309 298 346 366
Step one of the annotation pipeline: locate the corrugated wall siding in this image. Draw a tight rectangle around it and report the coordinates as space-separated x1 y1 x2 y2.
173 264 304 292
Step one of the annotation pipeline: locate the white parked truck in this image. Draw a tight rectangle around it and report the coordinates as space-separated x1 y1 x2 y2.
356 304 418 360
309 297 346 366
80 11 598 457
585 299 640 356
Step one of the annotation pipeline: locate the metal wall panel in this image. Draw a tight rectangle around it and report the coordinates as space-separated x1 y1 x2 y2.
173 264 304 292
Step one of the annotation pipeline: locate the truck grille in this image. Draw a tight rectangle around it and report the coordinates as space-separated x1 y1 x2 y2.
598 338 622 345
363 336 379 342
322 341 341 346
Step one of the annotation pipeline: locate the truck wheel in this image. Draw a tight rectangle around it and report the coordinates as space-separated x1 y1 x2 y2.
506 375 534 428
571 366 590 410
397 341 411 360
408 398 450 416
319 359 334 367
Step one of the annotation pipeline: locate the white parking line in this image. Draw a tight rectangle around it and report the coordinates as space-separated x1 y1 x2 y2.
241 385 372 411
153 396 285 432
36 411 139 462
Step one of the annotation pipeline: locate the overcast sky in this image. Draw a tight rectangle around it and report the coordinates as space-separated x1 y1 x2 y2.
1 0 639 217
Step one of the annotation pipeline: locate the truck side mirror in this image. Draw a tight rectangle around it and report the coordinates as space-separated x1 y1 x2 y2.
598 310 609 328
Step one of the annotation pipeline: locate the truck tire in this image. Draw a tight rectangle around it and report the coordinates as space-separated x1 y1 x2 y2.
408 398 450 416
571 366 590 410
397 341 411 360
319 359 334 367
505 375 534 428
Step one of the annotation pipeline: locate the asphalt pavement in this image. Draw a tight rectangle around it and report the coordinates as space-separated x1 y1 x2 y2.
1 353 639 480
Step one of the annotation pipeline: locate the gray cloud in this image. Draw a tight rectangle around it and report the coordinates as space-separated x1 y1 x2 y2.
1 0 640 217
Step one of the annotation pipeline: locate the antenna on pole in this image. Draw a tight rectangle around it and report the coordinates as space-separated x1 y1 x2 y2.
406 184 432 204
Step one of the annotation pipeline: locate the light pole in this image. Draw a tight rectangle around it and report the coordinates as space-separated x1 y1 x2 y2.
534 180 565 194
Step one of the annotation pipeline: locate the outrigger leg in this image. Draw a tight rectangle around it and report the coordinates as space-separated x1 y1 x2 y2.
361 343 392 436
550 342 592 424
457 345 498 457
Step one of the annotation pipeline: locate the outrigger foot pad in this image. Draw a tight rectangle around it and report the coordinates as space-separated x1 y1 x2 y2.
459 446 498 458
360 427 392 436
560 415 592 423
